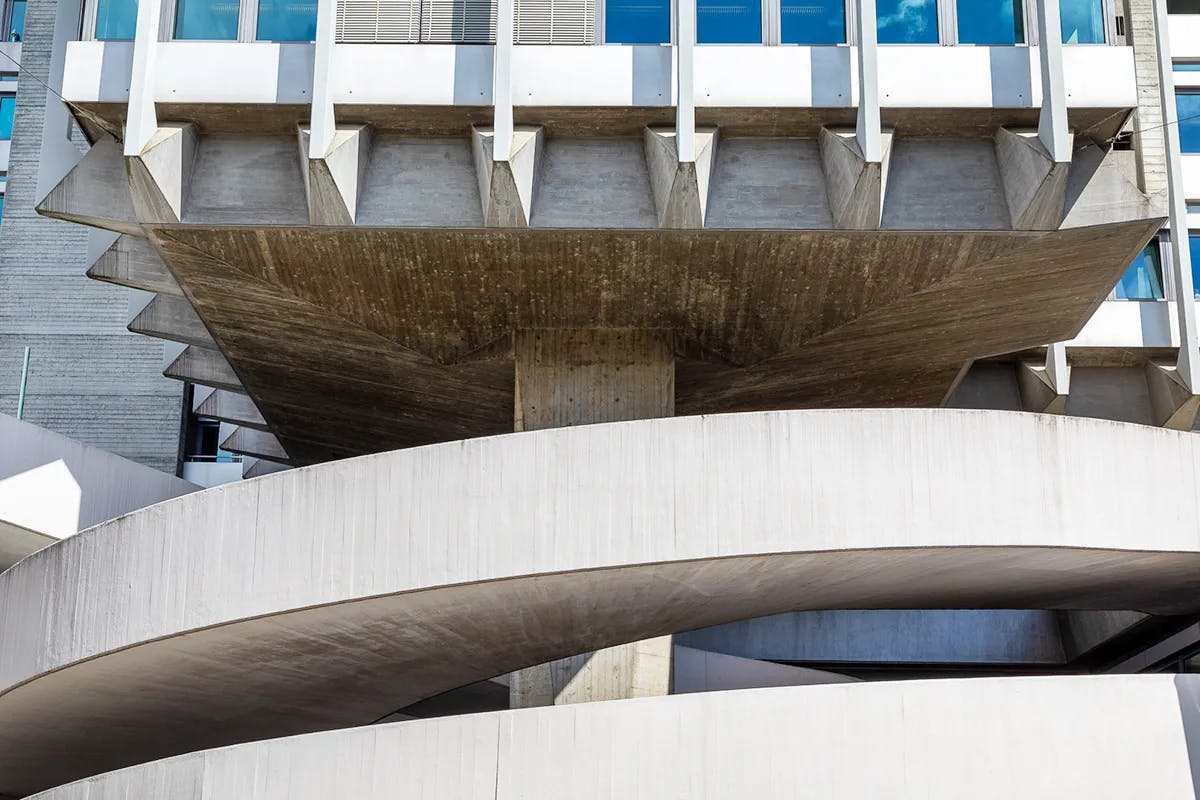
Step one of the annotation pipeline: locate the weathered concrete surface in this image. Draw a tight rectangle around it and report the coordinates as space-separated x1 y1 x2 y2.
671 645 857 693
163 346 243 393
86 234 182 296
994 128 1070 230
299 125 371 225
126 124 197 224
24 676 1200 800
220 426 290 462
818 127 892 229
643 127 717 228
196 389 268 430
471 126 543 227
3 410 1200 794
1145 361 1200 430
127 293 214 349
1017 358 1069 414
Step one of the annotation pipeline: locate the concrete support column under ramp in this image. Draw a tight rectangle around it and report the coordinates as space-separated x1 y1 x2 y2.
510 329 675 708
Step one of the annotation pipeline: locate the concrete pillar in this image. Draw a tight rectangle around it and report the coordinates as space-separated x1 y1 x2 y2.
510 329 675 708
125 0 162 156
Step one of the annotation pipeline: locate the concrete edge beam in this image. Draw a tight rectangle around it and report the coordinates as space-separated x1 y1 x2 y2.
86 234 182 296
1145 361 1200 430
126 123 197 224
128 293 215 349
818 127 893 230
994 127 1072 231
470 125 544 227
163 346 245 393
196 389 270 430
299 124 372 225
643 126 718 229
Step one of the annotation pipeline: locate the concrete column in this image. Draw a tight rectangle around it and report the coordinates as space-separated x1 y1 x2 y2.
510 329 675 708
125 0 162 156
1126 0 1169 200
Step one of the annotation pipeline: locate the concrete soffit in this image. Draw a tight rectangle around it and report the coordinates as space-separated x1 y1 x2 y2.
1145 361 1200 430
126 123 198 224
299 124 372 225
994 127 1072 231
643 126 718 229
471 125 544 227
818 127 893 230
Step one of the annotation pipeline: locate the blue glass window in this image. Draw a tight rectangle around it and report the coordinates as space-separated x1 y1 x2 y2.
1177 61 1200 71
1114 242 1163 300
0 95 14 140
1179 93 1200 153
174 0 239 39
605 0 669 42
6 0 23 41
0 195 7 223
95 0 137 38
698 0 761 41
1059 0 1102 42
781 0 844 42
1191 235 1200 298
878 0 937 43
256 0 316 39
956 0 1024 44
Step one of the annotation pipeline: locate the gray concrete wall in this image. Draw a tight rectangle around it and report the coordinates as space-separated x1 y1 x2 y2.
0 0 182 473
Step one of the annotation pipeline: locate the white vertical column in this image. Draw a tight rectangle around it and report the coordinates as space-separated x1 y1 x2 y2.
853 0 880 162
493 0 515 160
676 0 696 162
1154 0 1200 389
124 0 163 155
308 0 338 159
1034 0 1070 162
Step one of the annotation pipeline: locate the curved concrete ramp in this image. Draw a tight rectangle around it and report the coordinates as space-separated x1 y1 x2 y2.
3 410 1200 794
26 676 1200 800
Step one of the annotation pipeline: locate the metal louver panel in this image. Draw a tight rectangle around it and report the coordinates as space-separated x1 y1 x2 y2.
336 0 420 41
514 0 593 42
421 0 498 42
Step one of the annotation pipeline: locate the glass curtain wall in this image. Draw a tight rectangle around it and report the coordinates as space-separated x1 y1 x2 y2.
6 0 23 40
698 0 761 41
781 0 844 43
956 0 1023 43
94 0 136 38
605 0 671 41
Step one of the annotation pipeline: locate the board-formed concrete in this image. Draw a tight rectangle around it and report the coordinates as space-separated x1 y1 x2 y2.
23 676 1200 800
3 410 1200 794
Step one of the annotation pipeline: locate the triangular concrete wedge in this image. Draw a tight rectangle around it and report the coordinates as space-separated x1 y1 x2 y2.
643 127 718 229
220 426 290 463
1145 361 1200 430
242 457 292 479
126 123 197 223
818 127 893 230
299 125 372 225
470 125 543 227
994 128 1072 230
1016 360 1069 414
128 293 215 348
36 137 142 235
1061 142 1158 229
196 389 269 431
87 235 182 296
164 346 244 393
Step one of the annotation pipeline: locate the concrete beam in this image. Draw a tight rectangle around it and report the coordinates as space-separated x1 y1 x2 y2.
1144 361 1200 429
196 389 269 430
35 138 141 235
1017 343 1070 414
470 126 543 227
164 346 244 393
128 293 214 348
995 128 1072 230
818 127 892 230
126 123 198 224
220 426 290 462
643 127 717 228
299 125 372 226
86 234 183 296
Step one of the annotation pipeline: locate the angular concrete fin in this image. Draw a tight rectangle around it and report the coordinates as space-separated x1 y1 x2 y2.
1145 361 1200 430
196 389 270 430
1016 360 1069 414
994 127 1072 230
220 426 291 463
470 125 544 227
36 138 142 235
643 127 719 229
243 457 292 479
818 127 892 230
299 124 372 225
164 346 245 393
126 123 197 224
128 293 215 349
511 635 673 708
87 235 183 296
1061 144 1157 229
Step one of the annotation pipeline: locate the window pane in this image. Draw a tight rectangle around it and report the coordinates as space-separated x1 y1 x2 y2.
781 0 845 43
1178 93 1200 153
1059 0 1102 43
1178 61 1200 72
0 96 14 140
95 0 137 38
1114 243 1164 300
256 0 316 39
0 196 6 223
174 0 239 39
956 0 1024 44
877 0 937 43
698 0 761 42
605 0 669 42
1191 235 1200 298
1169 0 1200 12
7 0 24 40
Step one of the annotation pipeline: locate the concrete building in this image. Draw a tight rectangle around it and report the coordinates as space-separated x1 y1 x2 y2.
5 0 1200 793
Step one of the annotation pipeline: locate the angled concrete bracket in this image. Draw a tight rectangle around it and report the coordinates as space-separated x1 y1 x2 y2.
299 124 372 225
1145 361 1200 430
470 125 543 227
126 123 198 224
36 138 141 235
221 425 291 463
643 126 718 229
197 389 270 430
165 346 244 393
87 234 182 296
128 293 215 349
1017 345 1070 414
994 127 1072 230
818 127 893 230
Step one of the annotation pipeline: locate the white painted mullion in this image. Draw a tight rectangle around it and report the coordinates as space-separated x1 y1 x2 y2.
308 0 337 158
676 0 695 160
1034 0 1070 160
125 0 165 155
854 0 880 161
493 0 514 158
